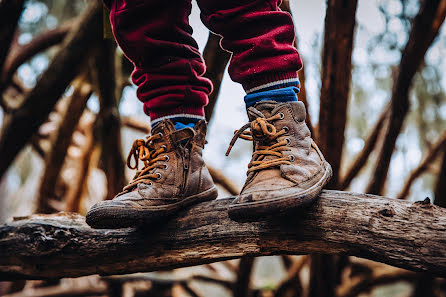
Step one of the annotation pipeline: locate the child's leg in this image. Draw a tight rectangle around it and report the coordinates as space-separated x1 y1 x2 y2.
109 0 212 126
196 0 331 221
196 0 301 94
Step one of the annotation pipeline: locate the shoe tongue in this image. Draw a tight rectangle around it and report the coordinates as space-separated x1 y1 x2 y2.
247 100 279 121
152 119 176 135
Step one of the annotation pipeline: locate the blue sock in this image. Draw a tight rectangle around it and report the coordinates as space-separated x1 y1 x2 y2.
244 86 299 108
174 121 196 130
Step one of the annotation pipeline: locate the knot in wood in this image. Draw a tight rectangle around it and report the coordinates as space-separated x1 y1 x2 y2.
378 208 395 217
414 197 432 208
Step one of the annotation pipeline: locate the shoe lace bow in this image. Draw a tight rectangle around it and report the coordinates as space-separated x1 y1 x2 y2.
119 132 169 194
226 112 292 173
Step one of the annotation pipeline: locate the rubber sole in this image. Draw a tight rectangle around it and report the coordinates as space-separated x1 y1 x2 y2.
228 162 332 222
86 186 218 229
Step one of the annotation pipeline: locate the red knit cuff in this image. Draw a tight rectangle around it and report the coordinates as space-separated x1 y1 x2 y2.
146 105 205 126
242 72 300 93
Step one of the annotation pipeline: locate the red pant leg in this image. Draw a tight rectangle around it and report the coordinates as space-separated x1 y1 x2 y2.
109 0 212 124
196 0 302 93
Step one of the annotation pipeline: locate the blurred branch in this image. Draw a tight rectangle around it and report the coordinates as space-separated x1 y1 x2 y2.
0 0 25 82
1 23 72 92
2 283 107 297
312 1 358 296
0 0 103 181
207 166 240 196
339 108 389 190
2 191 446 279
338 268 416 297
317 0 358 188
274 256 308 297
397 131 446 200
121 116 150 134
203 32 231 122
233 257 254 297
434 146 446 208
92 39 126 201
366 0 446 195
36 78 92 213
65 117 95 213
279 0 313 136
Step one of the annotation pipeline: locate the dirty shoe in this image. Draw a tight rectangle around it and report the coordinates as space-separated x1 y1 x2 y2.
86 120 218 228
226 100 332 221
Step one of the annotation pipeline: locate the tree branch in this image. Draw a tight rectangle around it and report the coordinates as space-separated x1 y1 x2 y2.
36 79 92 213
92 39 126 201
1 190 446 279
397 131 446 200
0 0 25 79
339 108 388 190
366 0 446 195
1 23 72 90
202 32 231 122
318 0 358 188
0 0 102 180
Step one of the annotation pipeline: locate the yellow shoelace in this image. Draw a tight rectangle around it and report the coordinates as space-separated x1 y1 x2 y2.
118 133 169 194
226 113 292 173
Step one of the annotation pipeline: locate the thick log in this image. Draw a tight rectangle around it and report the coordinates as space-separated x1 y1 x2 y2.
1 190 446 280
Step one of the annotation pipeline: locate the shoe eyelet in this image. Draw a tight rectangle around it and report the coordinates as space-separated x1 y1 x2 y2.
155 173 162 180
164 155 170 161
162 164 168 170
283 126 289 133
289 155 295 162
278 112 285 119
161 145 167 150
158 132 164 137
285 138 291 145
147 182 153 186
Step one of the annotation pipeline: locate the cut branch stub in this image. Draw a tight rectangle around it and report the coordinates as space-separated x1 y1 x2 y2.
1 190 446 279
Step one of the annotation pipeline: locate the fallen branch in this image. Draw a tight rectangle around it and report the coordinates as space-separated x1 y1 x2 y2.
1 190 446 279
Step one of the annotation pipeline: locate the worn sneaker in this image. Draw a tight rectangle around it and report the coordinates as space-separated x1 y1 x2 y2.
226 100 331 221
86 119 218 228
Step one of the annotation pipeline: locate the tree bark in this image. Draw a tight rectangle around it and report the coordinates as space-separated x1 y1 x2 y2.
202 32 231 122
366 0 446 195
318 0 358 188
1 190 446 280
92 39 126 201
0 0 102 180
0 0 25 83
36 79 92 213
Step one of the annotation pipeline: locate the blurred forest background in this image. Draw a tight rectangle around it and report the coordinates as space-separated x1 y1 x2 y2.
0 0 446 296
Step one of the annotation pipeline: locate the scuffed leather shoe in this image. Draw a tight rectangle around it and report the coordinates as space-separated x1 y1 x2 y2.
226 100 331 221
86 120 218 228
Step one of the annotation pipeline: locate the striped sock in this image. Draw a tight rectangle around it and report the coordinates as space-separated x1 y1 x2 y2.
244 86 299 108
151 114 203 129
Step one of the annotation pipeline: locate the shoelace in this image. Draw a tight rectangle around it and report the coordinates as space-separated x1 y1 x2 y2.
118 133 169 195
226 113 292 173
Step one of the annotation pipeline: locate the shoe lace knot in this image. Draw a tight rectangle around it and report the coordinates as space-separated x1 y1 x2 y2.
120 133 169 194
226 112 292 173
